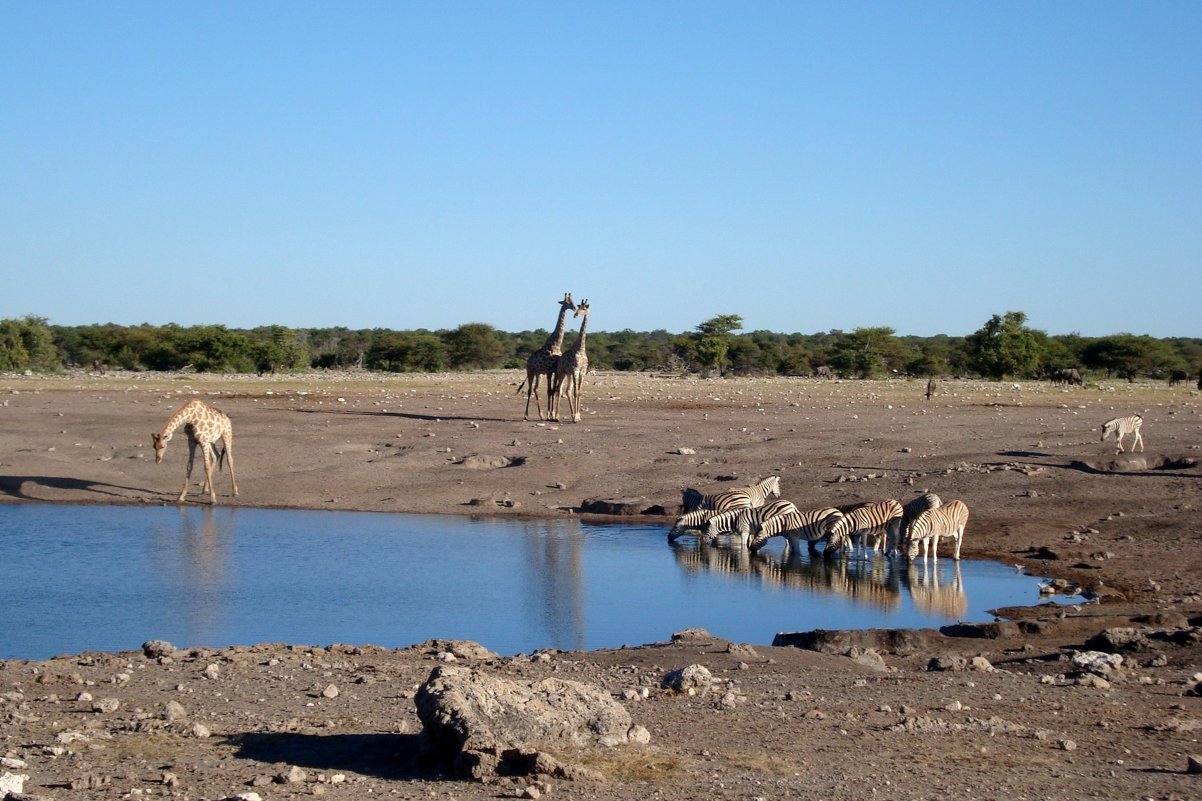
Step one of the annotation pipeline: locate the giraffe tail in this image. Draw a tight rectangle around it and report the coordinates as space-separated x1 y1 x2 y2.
515 379 527 394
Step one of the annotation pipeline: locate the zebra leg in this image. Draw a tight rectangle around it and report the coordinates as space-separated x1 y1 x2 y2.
1134 430 1144 452
953 528 963 561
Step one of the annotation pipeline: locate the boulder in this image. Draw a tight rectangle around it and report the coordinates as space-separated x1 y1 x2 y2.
773 627 943 656
415 664 643 781
579 497 652 516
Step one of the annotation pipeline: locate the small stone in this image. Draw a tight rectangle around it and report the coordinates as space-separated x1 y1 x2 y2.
1186 755 1202 774
142 639 175 659
191 722 211 738
0 771 29 795
277 765 307 784
321 684 339 699
92 697 120 713
164 700 187 721
1059 739 1077 751
627 724 651 744
203 663 221 680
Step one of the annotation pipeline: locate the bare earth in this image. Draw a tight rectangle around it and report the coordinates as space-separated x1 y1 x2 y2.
1 370 1201 801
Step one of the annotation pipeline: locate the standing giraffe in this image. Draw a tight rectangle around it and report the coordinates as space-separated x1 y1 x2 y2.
552 299 590 423
152 399 239 504
516 292 575 421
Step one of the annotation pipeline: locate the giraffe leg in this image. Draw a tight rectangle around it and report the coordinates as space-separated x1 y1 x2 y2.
523 370 538 421
223 434 238 497
179 436 197 502
201 440 217 504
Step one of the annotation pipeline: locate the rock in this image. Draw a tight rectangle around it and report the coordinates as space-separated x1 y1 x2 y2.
661 664 713 695
1084 627 1152 653
1187 755 1202 774
671 628 715 642
415 664 641 780
419 640 499 661
321 684 339 699
580 497 652 516
1 771 29 795
928 655 969 672
676 447 696 455
276 766 307 784
142 639 175 658
92 697 120 713
775 627 943 656
1071 651 1124 678
458 454 512 469
163 700 187 721
203 663 221 680
847 647 888 672
970 656 994 672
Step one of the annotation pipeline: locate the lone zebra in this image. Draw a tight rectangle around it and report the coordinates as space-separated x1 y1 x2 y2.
1101 414 1144 454
669 475 783 541
904 499 970 562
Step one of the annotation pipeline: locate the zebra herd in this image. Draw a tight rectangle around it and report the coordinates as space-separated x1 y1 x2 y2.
668 475 968 563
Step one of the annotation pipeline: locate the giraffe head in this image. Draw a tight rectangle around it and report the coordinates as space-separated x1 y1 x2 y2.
573 299 589 319
151 431 171 463
559 293 576 312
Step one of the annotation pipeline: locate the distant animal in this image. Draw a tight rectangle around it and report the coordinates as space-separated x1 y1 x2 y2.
1168 370 1188 387
1050 367 1083 386
703 499 799 547
516 292 575 421
1101 414 1144 454
826 499 904 558
670 475 782 541
746 506 845 555
257 360 276 377
924 379 936 400
152 399 239 504
904 499 970 561
814 365 833 379
91 359 107 375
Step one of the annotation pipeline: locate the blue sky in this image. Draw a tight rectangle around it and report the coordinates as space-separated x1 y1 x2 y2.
3 2 1199 337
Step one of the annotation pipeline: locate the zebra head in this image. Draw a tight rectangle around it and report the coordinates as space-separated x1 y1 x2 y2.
762 475 782 499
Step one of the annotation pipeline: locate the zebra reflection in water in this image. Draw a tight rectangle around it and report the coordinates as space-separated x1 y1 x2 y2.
669 539 967 618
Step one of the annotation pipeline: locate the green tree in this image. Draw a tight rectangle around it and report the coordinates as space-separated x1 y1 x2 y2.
828 326 900 378
0 316 59 372
965 311 1045 379
691 313 743 374
445 323 505 369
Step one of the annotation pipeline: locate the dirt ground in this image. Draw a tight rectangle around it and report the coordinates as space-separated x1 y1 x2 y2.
2 370 1201 801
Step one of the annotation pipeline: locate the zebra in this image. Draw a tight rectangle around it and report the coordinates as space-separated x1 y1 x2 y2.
669 475 782 541
897 493 943 555
746 506 845 556
904 499 970 561
702 499 799 547
826 499 903 558
1101 414 1144 454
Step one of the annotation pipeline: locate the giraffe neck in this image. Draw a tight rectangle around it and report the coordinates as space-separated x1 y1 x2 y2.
158 401 203 442
571 314 589 356
544 303 573 353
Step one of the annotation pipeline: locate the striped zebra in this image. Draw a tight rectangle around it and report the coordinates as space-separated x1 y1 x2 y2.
896 492 943 555
703 499 799 547
826 499 903 558
904 499 970 561
1101 414 1143 454
746 506 845 555
669 475 782 541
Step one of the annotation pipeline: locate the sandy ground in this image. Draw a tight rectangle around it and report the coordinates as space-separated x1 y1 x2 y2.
2 370 1201 800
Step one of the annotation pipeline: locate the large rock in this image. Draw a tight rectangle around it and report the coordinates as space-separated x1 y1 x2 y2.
773 627 943 656
415 664 644 780
1071 455 1198 473
580 497 653 516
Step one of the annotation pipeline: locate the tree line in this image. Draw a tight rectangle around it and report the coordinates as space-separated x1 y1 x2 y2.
1 311 1198 382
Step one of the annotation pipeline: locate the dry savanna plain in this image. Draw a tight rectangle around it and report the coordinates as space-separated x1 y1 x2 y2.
2 369 1201 801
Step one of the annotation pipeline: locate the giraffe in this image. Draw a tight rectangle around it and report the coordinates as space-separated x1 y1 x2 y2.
152 399 239 504
516 292 576 421
552 299 590 423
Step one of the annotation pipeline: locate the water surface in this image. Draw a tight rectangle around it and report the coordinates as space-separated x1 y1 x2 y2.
1 504 1058 660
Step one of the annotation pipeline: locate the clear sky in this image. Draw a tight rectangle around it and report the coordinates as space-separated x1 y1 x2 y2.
3 2 1199 337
